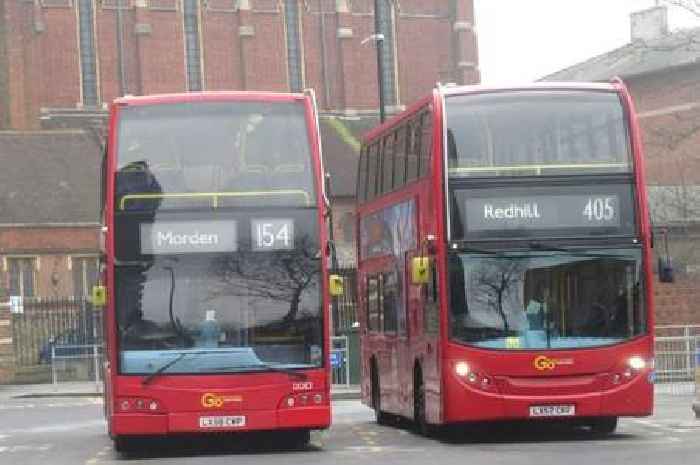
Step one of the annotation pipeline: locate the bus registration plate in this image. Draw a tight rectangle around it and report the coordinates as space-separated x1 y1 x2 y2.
529 405 575 417
199 415 246 428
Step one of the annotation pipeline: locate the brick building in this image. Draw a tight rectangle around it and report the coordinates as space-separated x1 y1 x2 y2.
0 0 480 383
0 130 101 300
0 0 481 273
543 6 700 326
0 0 479 130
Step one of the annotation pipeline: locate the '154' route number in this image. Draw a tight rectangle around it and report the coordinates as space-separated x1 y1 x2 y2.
252 219 295 251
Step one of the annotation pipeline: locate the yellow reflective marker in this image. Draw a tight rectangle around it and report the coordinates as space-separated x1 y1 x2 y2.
329 274 344 297
92 285 107 307
411 257 430 285
505 337 521 349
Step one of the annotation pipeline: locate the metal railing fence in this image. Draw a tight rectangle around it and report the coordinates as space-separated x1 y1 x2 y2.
10 297 102 368
654 325 700 395
331 335 351 386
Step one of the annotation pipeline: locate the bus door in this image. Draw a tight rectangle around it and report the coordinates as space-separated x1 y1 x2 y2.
422 253 442 424
392 252 412 417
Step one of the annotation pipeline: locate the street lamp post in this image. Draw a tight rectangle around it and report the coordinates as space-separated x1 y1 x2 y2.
362 2 387 122
373 0 386 123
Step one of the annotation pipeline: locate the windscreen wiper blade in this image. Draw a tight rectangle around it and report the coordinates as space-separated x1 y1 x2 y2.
209 363 309 379
142 351 207 386
527 242 571 253
526 242 631 259
450 244 502 255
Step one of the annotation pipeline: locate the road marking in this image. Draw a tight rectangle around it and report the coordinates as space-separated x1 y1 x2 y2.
357 430 379 436
0 444 53 453
0 419 105 435
335 445 426 454
0 399 103 411
631 418 695 435
84 445 111 465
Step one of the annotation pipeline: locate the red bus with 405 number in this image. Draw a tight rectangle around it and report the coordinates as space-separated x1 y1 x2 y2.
98 91 333 452
357 81 659 436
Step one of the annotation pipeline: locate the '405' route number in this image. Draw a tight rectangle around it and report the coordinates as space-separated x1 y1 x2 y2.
582 197 614 221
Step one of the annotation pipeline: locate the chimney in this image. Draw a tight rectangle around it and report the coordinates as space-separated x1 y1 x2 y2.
630 6 668 42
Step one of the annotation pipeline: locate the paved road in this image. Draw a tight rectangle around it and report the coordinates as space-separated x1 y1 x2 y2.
0 395 698 465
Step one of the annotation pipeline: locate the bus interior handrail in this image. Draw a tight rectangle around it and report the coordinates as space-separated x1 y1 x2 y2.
119 190 313 210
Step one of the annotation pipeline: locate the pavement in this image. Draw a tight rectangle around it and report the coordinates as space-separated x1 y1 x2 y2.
0 381 361 401
0 392 698 465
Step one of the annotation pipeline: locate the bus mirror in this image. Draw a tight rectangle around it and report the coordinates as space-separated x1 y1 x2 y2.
658 257 675 283
329 274 345 297
411 257 430 285
92 285 107 307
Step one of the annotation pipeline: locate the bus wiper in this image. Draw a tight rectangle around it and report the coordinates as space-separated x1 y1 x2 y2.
209 363 309 380
451 244 502 255
527 242 571 253
142 351 207 386
526 242 630 259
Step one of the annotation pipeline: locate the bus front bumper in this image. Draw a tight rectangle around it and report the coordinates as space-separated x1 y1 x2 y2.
111 406 331 436
443 370 654 423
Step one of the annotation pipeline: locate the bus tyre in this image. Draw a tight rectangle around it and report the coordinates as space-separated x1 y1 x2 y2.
286 429 311 450
371 369 390 426
113 436 137 454
590 416 618 435
414 373 433 437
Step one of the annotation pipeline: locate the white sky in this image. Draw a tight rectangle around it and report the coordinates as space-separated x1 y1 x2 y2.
475 0 700 84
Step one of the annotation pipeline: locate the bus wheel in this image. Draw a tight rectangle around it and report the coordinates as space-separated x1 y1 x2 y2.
285 429 311 450
113 436 138 454
590 417 618 435
413 372 432 437
371 368 390 426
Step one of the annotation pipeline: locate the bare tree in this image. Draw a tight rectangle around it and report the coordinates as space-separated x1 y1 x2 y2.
473 259 526 331
212 236 321 325
663 0 700 17
643 107 700 273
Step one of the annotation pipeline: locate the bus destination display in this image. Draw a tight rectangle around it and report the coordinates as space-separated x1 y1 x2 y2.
464 194 621 233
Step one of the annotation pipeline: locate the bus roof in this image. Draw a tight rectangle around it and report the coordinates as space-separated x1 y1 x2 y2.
362 81 623 143
113 91 309 107
438 81 619 97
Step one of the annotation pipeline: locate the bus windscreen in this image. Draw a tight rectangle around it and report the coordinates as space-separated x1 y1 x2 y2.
115 210 323 375
448 248 646 350
445 91 631 177
114 101 316 210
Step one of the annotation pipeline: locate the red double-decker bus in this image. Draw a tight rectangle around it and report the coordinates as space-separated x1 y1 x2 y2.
357 81 656 436
98 91 332 451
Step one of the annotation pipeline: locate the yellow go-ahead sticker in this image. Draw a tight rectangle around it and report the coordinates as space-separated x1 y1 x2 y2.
201 393 243 408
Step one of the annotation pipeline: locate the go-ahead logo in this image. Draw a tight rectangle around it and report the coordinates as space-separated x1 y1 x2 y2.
533 355 574 371
201 393 243 408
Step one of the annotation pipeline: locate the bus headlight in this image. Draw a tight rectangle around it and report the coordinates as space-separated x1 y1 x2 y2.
455 361 470 378
628 356 646 371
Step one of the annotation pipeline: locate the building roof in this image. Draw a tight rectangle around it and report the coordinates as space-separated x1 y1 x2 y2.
0 130 101 225
320 116 377 198
542 27 700 82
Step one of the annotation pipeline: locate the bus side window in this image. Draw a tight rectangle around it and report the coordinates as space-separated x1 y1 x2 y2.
100 144 107 217
394 126 407 189
419 110 433 178
366 143 378 201
382 133 395 195
358 146 368 203
367 275 381 332
382 271 398 333
424 259 439 335
406 120 419 183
